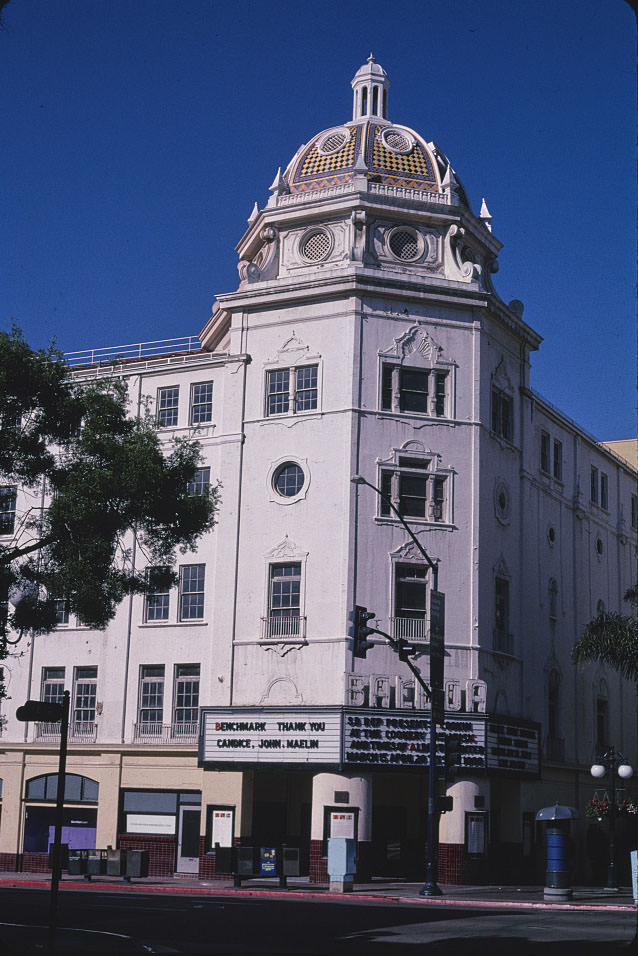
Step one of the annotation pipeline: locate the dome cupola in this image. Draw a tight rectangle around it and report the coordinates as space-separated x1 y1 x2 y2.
351 54 390 121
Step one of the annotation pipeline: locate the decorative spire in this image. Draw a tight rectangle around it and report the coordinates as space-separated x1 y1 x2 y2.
479 198 492 232
351 56 390 121
247 202 259 225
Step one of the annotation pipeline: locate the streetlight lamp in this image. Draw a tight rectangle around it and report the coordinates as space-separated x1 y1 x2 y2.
590 747 633 891
350 473 444 897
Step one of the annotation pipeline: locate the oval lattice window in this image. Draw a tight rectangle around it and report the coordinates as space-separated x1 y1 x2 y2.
317 129 349 155
301 230 331 262
382 127 413 154
389 229 420 261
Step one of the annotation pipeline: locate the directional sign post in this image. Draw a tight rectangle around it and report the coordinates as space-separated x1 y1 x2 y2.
17 692 70 950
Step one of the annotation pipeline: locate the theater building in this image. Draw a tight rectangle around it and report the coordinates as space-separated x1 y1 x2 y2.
1 58 636 884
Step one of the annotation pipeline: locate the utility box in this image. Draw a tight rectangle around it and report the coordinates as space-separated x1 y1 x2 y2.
106 848 126 877
259 846 277 876
327 837 356 893
125 849 149 879
281 846 300 877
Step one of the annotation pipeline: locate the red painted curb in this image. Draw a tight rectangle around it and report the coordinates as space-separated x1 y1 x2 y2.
0 879 633 913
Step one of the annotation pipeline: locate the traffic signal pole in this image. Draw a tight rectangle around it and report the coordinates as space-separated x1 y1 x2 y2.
350 474 444 897
49 690 70 951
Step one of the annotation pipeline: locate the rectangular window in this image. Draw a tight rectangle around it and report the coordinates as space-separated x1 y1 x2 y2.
379 457 446 522
381 365 446 416
266 365 318 417
173 664 200 727
42 667 65 704
393 564 428 642
179 564 205 620
553 439 563 480
139 665 165 728
600 472 608 510
187 467 210 496
54 599 69 625
268 563 301 637
145 566 170 622
157 386 179 427
590 466 599 504
0 486 17 535
190 382 213 425
540 431 550 473
73 666 97 724
632 494 638 530
491 389 513 441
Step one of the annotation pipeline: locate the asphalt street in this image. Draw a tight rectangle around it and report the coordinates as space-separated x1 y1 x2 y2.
0 888 636 954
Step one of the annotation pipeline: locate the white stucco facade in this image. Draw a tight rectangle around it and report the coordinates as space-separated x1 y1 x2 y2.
1 59 636 883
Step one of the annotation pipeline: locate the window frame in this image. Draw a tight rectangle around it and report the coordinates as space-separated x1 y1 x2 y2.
265 364 318 418
156 386 180 428
178 564 205 621
380 363 449 418
263 561 304 639
0 486 17 535
590 466 599 504
189 382 214 426
378 453 450 525
41 667 65 705
73 666 97 725
600 471 609 510
491 388 513 442
187 467 211 496
145 566 171 623
540 431 550 474
138 665 165 728
553 439 563 481
173 664 200 728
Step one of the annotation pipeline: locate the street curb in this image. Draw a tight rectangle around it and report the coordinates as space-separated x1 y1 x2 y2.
0 878 634 913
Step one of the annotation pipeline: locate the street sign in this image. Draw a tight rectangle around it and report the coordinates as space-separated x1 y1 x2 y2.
429 591 445 724
16 700 65 722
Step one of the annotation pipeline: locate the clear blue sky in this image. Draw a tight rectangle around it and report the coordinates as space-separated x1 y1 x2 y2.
1 0 636 440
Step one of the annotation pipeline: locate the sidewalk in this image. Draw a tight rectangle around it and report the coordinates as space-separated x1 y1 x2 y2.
0 870 635 912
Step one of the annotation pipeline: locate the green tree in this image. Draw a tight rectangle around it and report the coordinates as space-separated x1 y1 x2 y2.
0 326 219 659
572 586 638 680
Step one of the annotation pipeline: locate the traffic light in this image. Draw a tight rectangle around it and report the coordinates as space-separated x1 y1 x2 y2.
397 639 417 662
349 605 376 658
16 700 65 723
444 734 462 781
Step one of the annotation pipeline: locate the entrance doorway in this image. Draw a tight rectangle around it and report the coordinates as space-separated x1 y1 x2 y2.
177 806 201 874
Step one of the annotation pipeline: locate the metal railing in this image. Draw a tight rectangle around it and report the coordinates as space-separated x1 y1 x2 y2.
35 721 97 742
65 336 203 368
261 615 307 641
493 628 514 655
132 721 198 744
390 617 428 642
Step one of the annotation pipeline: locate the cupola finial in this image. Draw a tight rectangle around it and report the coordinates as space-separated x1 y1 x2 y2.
351 56 390 122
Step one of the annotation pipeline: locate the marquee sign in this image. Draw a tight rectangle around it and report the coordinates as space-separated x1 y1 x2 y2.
198 707 540 778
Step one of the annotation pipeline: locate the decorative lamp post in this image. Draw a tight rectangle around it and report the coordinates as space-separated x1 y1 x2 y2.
590 747 633 890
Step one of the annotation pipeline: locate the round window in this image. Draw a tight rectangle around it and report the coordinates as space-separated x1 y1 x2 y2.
274 463 305 498
389 229 420 261
382 126 414 154
494 479 511 525
317 128 349 155
300 230 332 262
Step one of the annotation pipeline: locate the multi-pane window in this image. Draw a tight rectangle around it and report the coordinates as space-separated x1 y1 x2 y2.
54 599 69 625
395 564 427 619
491 388 513 441
173 664 200 727
187 467 210 496
179 564 205 620
540 431 550 473
381 365 447 416
0 486 17 534
73 667 97 724
590 466 599 504
600 472 608 510
157 386 179 427
139 665 165 727
268 563 301 636
265 365 318 416
553 439 563 480
145 567 170 622
42 667 65 705
379 457 447 522
190 382 213 425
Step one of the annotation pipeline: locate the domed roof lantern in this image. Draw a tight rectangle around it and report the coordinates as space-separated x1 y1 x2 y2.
351 54 390 122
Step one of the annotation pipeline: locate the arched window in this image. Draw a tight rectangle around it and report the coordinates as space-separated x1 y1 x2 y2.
548 579 558 620
25 773 98 803
372 86 379 114
361 87 368 115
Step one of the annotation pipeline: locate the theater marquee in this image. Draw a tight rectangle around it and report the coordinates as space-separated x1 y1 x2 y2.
199 707 540 777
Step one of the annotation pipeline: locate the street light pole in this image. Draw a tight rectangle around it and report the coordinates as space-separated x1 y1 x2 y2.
591 747 634 891
351 473 443 896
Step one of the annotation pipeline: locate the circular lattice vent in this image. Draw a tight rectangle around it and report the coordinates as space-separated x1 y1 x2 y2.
389 229 420 261
301 230 332 262
382 127 413 154
317 129 349 155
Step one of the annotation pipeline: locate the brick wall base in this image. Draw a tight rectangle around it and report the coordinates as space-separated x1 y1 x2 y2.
118 835 175 877
438 843 488 884
0 853 20 872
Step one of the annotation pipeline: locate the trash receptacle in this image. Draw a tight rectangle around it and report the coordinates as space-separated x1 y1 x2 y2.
125 849 149 879
236 846 255 876
67 849 87 876
281 847 300 877
213 844 233 874
87 849 107 876
536 803 579 901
